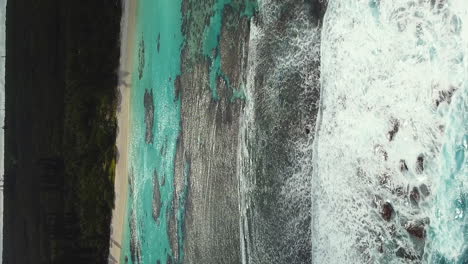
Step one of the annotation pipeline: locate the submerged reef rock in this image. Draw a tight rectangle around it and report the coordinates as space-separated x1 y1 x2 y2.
152 170 161 222
144 89 154 144
404 220 427 240
138 38 145 80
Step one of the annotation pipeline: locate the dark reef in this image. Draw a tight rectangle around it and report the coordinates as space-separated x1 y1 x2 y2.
152 170 161 222
138 38 145 80
157 33 161 53
144 89 155 144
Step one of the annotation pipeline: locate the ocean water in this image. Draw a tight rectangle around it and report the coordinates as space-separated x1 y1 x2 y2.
118 0 467 263
238 0 322 262
120 0 184 263
313 1 467 263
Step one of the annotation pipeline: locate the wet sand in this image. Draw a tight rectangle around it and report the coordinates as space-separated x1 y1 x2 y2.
108 0 137 263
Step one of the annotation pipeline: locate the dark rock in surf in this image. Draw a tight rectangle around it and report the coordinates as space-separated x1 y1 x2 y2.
409 187 420 206
380 201 394 221
419 184 430 197
395 247 419 261
388 118 400 141
438 124 445 133
416 154 424 174
404 220 426 239
399 159 408 173
435 86 457 107
144 89 155 144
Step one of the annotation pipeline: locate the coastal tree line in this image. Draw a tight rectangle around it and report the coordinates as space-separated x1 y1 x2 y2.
4 0 122 263
60 0 121 262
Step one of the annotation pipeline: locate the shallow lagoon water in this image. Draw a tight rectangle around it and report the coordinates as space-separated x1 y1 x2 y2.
121 0 184 263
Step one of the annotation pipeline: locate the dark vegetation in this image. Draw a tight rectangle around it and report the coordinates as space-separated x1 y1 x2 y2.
4 0 121 263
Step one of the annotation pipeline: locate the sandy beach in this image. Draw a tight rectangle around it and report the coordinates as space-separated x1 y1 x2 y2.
108 1 137 263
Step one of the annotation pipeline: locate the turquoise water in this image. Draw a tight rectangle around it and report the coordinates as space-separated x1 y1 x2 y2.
119 1 258 263
427 87 467 264
121 0 184 263
203 0 231 101
202 0 257 100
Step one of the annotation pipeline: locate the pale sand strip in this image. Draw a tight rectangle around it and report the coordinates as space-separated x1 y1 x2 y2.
108 0 137 263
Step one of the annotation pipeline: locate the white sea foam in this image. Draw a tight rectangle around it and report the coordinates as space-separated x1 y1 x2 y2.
238 18 259 263
313 1 467 263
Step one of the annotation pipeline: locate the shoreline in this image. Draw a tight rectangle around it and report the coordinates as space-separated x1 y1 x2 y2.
108 0 137 263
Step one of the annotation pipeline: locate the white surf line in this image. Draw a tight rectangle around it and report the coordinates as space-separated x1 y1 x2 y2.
313 1 467 263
